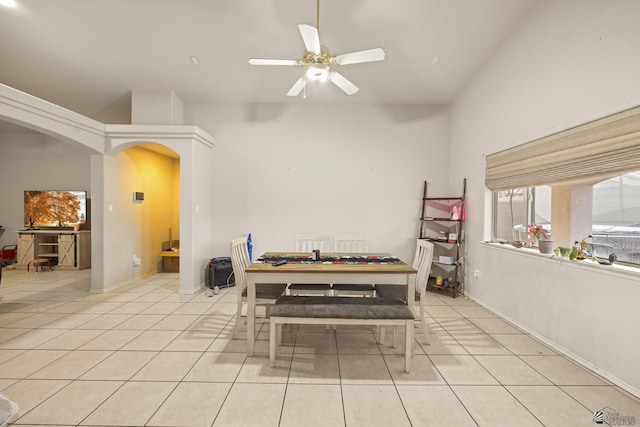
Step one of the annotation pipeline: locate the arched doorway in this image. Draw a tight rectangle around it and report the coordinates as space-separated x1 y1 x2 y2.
1 85 215 295
122 144 180 277
103 125 215 294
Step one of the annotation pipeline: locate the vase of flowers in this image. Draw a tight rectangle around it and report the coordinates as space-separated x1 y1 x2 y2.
527 224 554 254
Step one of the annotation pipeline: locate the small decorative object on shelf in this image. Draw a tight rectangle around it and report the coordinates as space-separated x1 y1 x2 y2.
527 223 554 254
451 205 460 220
438 255 456 265
573 236 594 260
552 235 614 263
419 178 466 298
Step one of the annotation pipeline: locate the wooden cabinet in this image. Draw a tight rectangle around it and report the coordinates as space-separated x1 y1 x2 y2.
419 179 466 298
16 230 91 270
17 233 35 265
57 234 76 267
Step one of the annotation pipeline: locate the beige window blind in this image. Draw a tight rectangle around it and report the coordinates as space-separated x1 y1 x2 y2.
485 106 640 191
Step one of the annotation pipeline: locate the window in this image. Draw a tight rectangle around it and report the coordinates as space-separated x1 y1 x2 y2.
492 186 551 243
591 171 640 265
491 173 640 267
487 105 640 268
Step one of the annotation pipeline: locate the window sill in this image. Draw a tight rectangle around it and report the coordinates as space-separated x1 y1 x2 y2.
480 241 640 281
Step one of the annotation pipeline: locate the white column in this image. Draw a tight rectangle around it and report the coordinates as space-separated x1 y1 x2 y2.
551 184 593 247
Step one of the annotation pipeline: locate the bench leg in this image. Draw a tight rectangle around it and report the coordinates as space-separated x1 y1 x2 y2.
405 320 413 373
270 318 277 367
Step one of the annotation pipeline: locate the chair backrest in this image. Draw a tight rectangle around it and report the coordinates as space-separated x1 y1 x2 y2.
230 236 251 294
295 234 334 252
334 234 369 253
412 239 434 296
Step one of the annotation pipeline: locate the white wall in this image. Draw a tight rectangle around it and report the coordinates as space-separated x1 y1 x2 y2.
450 0 640 394
101 151 144 288
187 138 214 292
0 133 92 248
186 103 450 263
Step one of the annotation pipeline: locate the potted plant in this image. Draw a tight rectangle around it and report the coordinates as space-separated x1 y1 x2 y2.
527 224 554 254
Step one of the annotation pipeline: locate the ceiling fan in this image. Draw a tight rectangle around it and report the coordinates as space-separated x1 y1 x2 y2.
248 0 385 97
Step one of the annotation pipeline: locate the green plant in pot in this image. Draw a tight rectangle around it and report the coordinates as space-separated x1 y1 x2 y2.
527 224 554 254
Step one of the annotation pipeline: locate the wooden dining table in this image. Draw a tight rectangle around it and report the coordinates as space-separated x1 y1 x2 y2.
244 252 417 356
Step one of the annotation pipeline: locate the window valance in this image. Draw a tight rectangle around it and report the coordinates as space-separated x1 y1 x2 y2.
485 106 640 190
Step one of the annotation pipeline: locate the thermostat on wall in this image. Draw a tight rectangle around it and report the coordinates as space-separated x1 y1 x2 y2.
133 192 144 201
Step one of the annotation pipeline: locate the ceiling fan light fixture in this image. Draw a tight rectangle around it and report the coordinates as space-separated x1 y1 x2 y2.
305 64 329 81
248 0 384 96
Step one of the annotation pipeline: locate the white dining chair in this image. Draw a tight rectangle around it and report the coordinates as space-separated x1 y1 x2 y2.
377 239 434 345
332 234 375 297
334 234 369 253
288 234 334 296
231 236 287 338
295 234 334 253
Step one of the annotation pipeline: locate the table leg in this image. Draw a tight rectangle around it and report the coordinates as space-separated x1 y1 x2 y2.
247 274 256 356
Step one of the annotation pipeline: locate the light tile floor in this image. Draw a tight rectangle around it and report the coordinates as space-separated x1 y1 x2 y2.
0 269 638 426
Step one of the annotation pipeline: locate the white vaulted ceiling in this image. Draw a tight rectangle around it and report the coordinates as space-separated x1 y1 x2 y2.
0 0 535 122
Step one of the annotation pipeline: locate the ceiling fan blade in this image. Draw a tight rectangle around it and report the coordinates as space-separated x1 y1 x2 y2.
248 58 298 66
286 76 307 96
335 48 386 65
298 24 321 54
330 71 359 95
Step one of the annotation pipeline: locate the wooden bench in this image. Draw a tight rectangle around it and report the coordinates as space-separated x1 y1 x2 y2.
269 296 415 372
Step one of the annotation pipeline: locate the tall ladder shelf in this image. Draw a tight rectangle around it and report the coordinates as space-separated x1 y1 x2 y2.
419 179 466 298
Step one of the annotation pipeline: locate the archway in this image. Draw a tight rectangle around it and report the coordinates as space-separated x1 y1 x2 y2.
1 85 215 295
120 143 180 277
103 125 215 294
